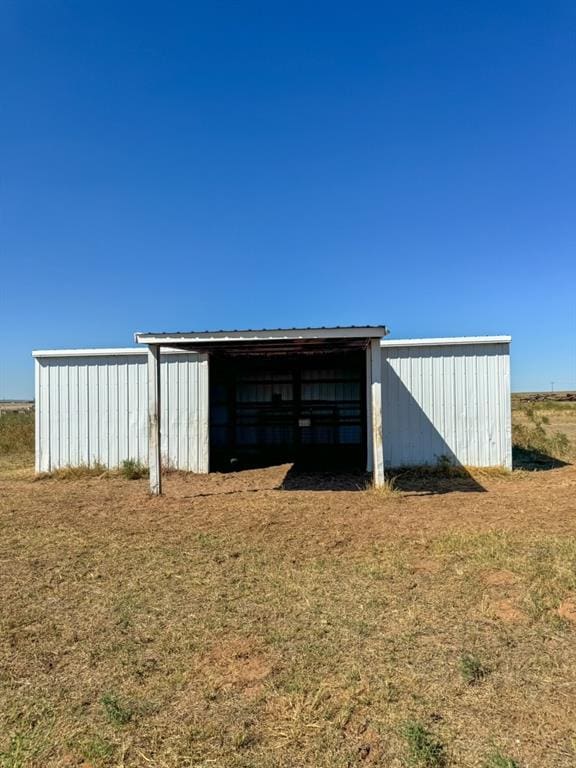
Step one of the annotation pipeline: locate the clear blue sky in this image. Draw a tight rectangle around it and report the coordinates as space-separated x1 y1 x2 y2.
1 1 575 398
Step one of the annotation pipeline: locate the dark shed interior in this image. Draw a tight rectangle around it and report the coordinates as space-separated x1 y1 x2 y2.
209 350 366 470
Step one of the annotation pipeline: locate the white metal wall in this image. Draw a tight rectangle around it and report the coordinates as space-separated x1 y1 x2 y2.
34 350 209 472
34 337 511 474
381 340 512 468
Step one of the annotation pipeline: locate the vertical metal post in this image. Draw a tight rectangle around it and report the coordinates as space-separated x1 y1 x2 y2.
365 346 373 473
34 358 41 473
370 339 385 487
148 344 162 495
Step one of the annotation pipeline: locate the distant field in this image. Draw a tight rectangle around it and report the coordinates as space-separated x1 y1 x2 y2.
512 392 576 454
513 391 576 402
0 400 34 414
0 410 34 470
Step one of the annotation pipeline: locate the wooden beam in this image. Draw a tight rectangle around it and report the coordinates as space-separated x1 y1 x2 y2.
369 339 385 487
147 344 162 495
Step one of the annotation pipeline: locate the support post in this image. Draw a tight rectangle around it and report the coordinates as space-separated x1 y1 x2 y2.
34 358 41 473
369 339 385 487
148 344 162 495
365 347 373 473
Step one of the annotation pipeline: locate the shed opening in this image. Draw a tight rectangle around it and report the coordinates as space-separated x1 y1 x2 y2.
209 352 366 470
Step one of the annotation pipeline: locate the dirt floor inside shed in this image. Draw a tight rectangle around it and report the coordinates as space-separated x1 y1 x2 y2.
1 461 576 767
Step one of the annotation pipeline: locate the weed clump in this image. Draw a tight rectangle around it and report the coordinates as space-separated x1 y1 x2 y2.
101 693 133 726
369 475 399 496
484 751 520 768
402 721 446 767
460 653 489 685
121 458 149 480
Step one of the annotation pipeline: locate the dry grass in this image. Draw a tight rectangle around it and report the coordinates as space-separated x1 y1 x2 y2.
0 411 34 457
35 463 109 481
512 394 576 467
35 460 149 482
368 474 399 496
1 457 576 767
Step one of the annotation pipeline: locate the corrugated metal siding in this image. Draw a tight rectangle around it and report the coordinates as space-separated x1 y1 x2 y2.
381 342 511 468
35 352 209 472
35 339 511 474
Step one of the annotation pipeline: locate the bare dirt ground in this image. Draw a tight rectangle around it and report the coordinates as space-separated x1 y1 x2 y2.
1 458 576 768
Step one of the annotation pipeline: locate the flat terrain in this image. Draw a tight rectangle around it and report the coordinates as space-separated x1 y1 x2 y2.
1 456 576 768
512 393 576 447
1 398 575 767
0 401 34 414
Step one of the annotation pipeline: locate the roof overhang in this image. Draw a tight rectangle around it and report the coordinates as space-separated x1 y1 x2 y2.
134 325 388 356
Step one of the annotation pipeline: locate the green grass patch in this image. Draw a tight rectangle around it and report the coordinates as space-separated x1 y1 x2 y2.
402 721 447 767
460 653 489 685
82 734 116 762
101 693 134 726
484 751 520 768
120 458 149 480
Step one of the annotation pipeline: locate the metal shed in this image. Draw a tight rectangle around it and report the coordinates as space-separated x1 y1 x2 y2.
33 328 512 494
134 326 388 494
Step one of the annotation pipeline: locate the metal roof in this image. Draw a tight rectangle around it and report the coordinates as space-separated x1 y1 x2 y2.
135 325 388 344
134 326 388 357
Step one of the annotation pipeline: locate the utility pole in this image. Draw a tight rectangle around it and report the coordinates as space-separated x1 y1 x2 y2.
551 381 555 393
